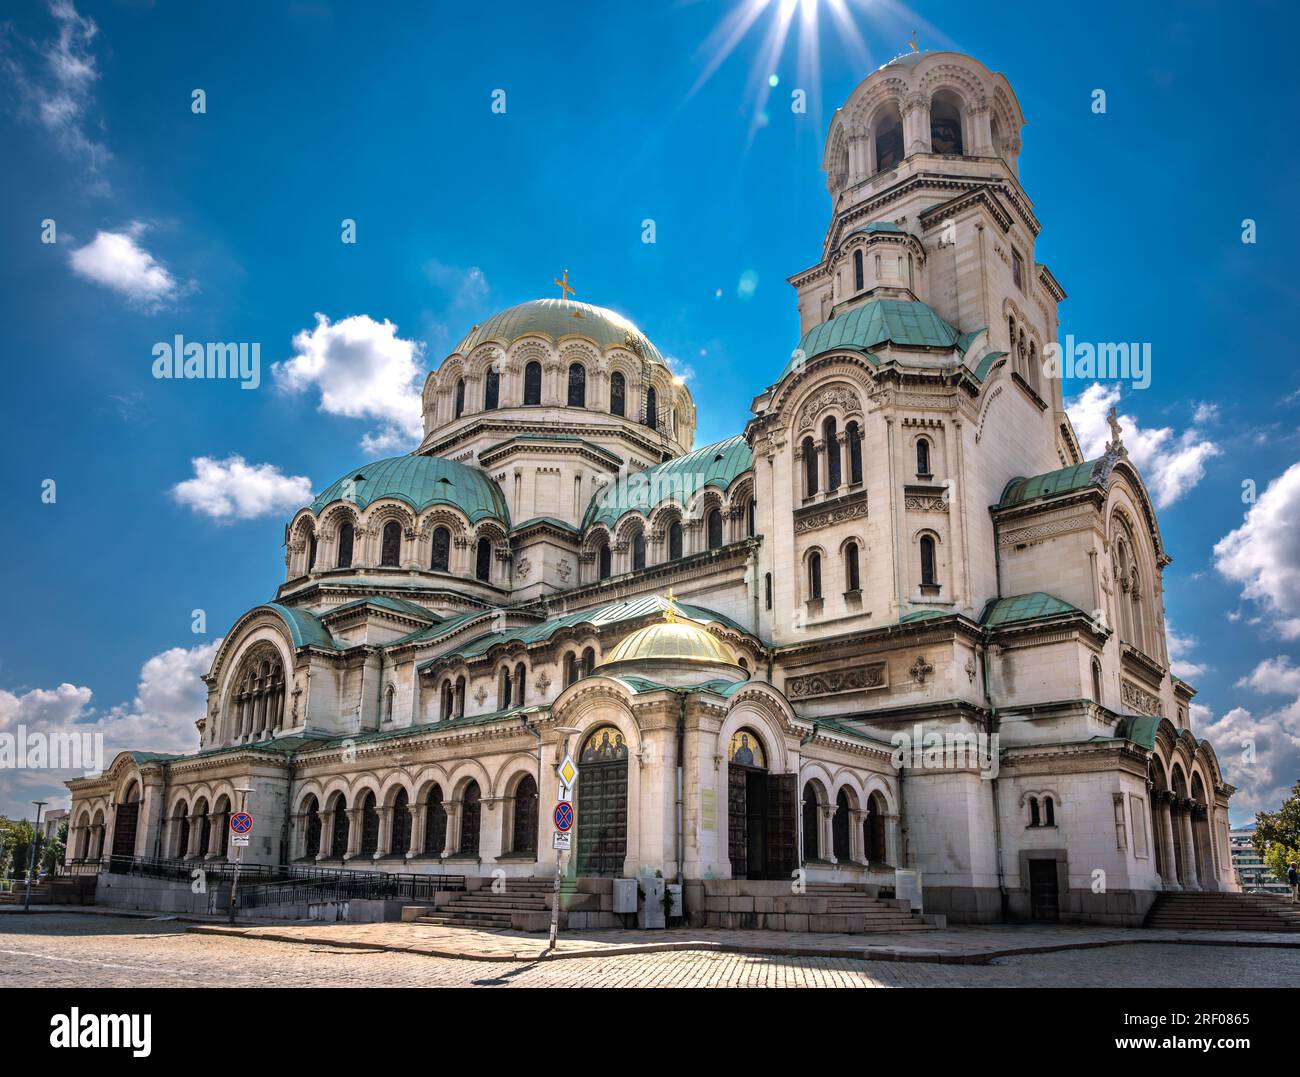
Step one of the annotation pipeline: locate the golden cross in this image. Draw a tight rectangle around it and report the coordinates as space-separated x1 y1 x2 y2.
663 588 679 623
554 268 575 301
908 30 919 52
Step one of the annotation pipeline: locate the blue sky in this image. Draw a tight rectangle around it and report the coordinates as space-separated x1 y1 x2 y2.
1 0 1297 823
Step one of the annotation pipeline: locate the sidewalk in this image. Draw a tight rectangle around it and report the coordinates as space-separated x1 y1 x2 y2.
185 919 1300 965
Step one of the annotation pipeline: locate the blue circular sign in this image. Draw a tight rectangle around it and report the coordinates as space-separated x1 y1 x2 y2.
554 802 574 832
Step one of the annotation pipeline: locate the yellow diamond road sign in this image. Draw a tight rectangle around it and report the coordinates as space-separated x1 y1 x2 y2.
558 754 577 789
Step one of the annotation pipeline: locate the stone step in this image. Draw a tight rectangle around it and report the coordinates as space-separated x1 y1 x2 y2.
415 914 512 927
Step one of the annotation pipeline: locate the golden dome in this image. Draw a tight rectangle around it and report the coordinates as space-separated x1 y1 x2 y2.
601 593 738 668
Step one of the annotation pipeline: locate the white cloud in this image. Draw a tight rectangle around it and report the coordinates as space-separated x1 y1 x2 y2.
1213 462 1300 640
1235 655 1300 697
273 313 426 454
1165 623 1206 680
0 640 220 817
1 1 109 174
1201 697 1300 823
1067 383 1220 508
172 455 313 522
422 259 489 311
68 224 179 309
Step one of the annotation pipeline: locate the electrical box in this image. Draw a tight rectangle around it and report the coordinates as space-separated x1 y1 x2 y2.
665 883 683 918
894 868 923 912
637 877 665 929
612 878 638 914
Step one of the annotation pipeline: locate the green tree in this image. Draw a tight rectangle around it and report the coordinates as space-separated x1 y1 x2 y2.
1253 782 1300 885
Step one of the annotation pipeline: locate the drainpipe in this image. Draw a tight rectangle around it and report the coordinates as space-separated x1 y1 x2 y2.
521 717 543 812
797 723 819 868
985 524 1009 919
675 692 685 887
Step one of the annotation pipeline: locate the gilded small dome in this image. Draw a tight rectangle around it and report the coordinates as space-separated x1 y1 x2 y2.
453 299 666 367
600 595 738 668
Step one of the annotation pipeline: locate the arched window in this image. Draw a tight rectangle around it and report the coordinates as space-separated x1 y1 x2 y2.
304 797 322 859
359 792 380 856
459 781 481 855
454 377 466 418
930 91 964 154
802 783 820 861
454 675 465 718
567 363 586 407
824 417 840 491
497 667 511 710
1029 797 1041 827
874 110 903 172
382 684 395 723
475 537 491 582
483 366 500 410
598 542 611 580
1044 796 1056 827
609 371 626 416
865 792 887 863
853 249 864 292
581 647 595 676
564 652 578 688
916 437 931 477
845 543 861 592
513 662 526 706
441 679 454 721
632 529 646 571
920 535 938 587
391 788 411 857
847 421 863 485
337 522 354 568
765 572 773 610
802 436 818 497
644 385 658 429
381 520 402 567
329 794 349 859
707 508 723 550
668 520 683 560
746 498 756 537
424 787 447 856
523 360 542 406
307 534 317 571
1091 658 1104 703
833 790 852 862
510 775 538 855
808 551 823 600
430 526 450 572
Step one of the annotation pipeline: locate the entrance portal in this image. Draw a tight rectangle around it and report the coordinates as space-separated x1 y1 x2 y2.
726 728 796 880
576 725 628 877
1028 859 1060 921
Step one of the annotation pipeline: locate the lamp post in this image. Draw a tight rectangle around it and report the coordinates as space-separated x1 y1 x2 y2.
226 786 255 925
24 801 47 911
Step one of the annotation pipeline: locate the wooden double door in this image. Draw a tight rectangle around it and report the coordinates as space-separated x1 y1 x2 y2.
728 768 796 880
576 758 627 877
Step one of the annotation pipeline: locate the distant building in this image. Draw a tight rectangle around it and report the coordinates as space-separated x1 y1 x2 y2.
41 809 69 845
1231 823 1289 896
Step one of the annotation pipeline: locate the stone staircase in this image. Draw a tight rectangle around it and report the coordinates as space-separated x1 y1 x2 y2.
702 880 937 933
0 875 97 906
408 878 558 930
1144 890 1300 932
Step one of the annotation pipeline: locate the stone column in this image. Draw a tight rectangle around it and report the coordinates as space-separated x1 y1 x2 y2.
404 802 420 859
377 806 393 858
186 814 205 859
849 809 866 864
815 438 828 496
345 808 363 860
821 802 836 865
1158 794 1180 891
1178 800 1200 891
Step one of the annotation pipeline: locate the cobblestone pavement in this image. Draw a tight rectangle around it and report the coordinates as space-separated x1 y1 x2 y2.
1 913 1297 987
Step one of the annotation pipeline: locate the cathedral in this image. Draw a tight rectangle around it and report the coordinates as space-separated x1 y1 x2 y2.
65 49 1236 926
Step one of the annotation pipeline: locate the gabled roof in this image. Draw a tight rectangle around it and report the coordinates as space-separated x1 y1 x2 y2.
981 592 1085 628
780 299 974 381
997 459 1105 508
310 455 510 524
324 596 441 623
261 603 338 650
582 435 752 530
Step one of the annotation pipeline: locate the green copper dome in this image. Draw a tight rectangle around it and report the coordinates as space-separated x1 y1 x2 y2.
311 455 510 524
452 299 666 366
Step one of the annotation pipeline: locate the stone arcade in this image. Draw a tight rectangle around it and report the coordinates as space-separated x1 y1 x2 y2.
67 50 1235 927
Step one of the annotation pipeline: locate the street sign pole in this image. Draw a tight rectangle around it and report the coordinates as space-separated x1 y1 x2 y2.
548 754 578 952
226 798 254 925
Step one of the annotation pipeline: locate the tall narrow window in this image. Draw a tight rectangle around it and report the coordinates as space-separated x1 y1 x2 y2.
747 499 756 537
802 437 818 497
610 371 626 416
916 437 931 477
513 663 526 706
441 680 454 720
459 782 481 855
1029 797 1041 827
765 572 772 610
920 535 937 587
307 534 317 570
381 520 402 567
847 421 863 485
475 537 491 582
929 92 964 154
431 526 450 572
523 360 542 405
707 508 723 550
1044 796 1056 827
581 647 595 676
484 366 500 410
337 522 354 568
391 789 411 857
567 363 586 407
853 249 864 291
875 115 902 172
668 520 683 560
598 542 611 580
644 386 658 429
824 417 841 491
454 675 465 718
454 378 466 418
808 552 823 600
564 652 577 688
498 667 510 710
1091 658 1103 703
632 530 646 571
846 543 861 592
1012 250 1024 290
